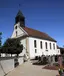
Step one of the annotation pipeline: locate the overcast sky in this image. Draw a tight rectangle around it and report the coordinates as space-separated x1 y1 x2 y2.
0 0 64 47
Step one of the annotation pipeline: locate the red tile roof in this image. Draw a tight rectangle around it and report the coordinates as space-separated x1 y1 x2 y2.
23 26 56 42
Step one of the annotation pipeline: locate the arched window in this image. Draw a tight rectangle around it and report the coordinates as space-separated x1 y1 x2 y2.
53 43 55 49
50 43 51 49
45 42 47 49
34 40 37 48
40 41 42 49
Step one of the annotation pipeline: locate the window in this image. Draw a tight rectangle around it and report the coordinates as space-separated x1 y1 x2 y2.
16 31 17 37
35 49 37 53
45 42 47 49
40 41 42 49
15 26 17 29
50 43 51 49
53 43 55 49
34 40 37 48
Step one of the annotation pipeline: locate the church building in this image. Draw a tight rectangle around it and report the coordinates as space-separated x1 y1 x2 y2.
11 10 60 59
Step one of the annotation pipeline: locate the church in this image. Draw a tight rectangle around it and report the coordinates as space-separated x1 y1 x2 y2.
11 10 60 59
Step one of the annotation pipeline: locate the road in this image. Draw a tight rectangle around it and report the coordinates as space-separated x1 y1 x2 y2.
6 61 58 76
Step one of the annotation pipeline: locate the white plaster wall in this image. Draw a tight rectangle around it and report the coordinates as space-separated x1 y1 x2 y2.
56 49 60 55
11 22 26 38
11 22 20 38
0 57 24 76
18 57 23 65
28 37 60 59
19 38 27 56
0 64 5 76
11 22 60 59
0 59 14 76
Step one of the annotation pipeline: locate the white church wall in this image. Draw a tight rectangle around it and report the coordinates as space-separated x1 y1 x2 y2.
56 49 60 55
11 22 26 38
11 22 20 38
11 23 28 57
25 37 30 58
28 37 60 59
19 38 27 56
10 21 60 59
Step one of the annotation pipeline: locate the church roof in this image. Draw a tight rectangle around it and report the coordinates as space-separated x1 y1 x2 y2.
22 27 57 42
16 10 24 18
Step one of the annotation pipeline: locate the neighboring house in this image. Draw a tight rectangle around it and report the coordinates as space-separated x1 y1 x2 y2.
11 10 60 59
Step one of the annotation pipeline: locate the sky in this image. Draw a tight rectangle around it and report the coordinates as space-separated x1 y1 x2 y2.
0 0 64 47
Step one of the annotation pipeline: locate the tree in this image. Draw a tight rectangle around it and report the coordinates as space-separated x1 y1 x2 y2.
1 38 23 56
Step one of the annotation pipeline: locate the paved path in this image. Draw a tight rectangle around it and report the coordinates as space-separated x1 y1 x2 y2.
7 61 58 76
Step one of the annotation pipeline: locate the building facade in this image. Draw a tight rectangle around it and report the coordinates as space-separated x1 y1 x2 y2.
11 10 60 59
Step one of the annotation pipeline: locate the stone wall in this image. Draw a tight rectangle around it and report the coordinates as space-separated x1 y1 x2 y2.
0 56 23 76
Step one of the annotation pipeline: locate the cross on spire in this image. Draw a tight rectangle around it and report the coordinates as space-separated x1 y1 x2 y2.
19 4 21 9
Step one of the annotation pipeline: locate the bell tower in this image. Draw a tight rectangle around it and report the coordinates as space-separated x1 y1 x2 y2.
15 10 25 27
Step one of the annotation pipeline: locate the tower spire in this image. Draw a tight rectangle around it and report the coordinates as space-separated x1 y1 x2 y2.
15 10 25 27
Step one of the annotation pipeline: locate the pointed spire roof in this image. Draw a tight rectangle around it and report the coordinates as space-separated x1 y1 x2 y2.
16 10 24 18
